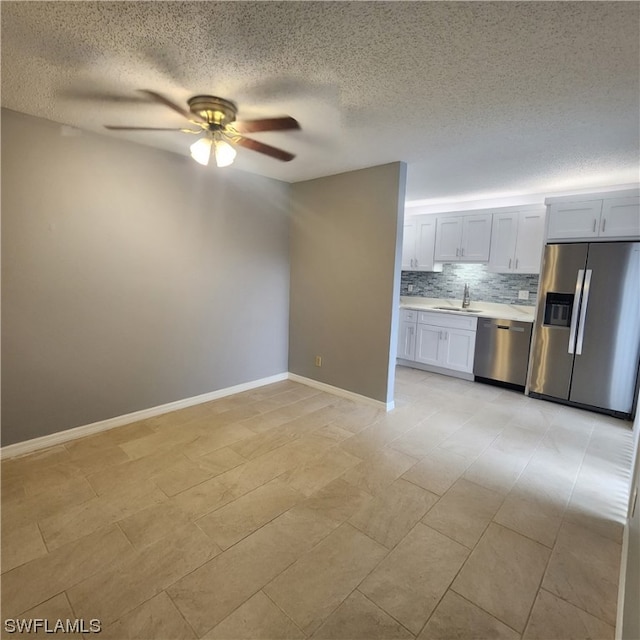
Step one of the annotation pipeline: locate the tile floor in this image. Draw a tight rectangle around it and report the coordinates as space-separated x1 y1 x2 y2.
1 366 634 639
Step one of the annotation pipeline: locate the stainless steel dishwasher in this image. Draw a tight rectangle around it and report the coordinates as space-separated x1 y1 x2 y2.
473 318 533 388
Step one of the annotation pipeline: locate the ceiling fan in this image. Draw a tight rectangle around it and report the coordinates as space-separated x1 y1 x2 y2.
104 90 300 167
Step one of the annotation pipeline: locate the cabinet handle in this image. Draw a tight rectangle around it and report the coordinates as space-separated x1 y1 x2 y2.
515 258 519 269
508 258 512 269
455 248 459 257
592 219 597 232
438 331 442 340
602 218 606 233
460 247 464 257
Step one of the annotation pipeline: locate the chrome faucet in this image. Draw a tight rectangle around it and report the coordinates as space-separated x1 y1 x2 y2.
462 283 471 308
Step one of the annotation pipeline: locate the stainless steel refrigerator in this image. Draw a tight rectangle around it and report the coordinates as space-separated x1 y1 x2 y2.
529 241 640 419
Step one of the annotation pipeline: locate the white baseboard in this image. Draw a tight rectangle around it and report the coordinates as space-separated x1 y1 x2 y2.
0 372 288 460
288 373 394 411
396 359 474 382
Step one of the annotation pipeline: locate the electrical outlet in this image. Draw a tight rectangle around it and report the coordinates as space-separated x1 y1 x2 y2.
518 290 530 300
407 284 414 293
315 356 322 367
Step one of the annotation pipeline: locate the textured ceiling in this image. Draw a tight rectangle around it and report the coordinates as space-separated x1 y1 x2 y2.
2 1 639 203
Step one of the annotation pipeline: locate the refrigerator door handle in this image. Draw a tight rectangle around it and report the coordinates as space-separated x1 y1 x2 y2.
576 269 592 355
568 269 585 354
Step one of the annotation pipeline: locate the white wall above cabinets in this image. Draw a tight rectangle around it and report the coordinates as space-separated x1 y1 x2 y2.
402 215 443 271
488 208 546 274
545 190 640 242
434 213 492 262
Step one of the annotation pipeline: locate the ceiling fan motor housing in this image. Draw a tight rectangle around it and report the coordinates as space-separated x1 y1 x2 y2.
188 96 237 130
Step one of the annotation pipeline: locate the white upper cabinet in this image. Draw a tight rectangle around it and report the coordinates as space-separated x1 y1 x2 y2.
600 197 640 238
402 215 443 271
489 210 545 274
547 201 602 240
546 192 639 242
434 213 492 262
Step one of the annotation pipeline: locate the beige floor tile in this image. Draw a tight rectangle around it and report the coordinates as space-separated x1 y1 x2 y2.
282 446 362 497
117 501 193 548
422 478 503 549
98 591 196 640
388 423 452 459
2 446 72 481
437 425 497 461
264 523 388 635
341 449 418 496
340 418 413 460
463 448 530 495
490 425 544 457
1 525 132 617
152 447 246 496
169 473 239 520
1 476 96 530
311 590 413 640
39 482 167 550
179 423 257 460
202 591 304 639
66 445 131 476
3 593 83 637
417 590 519 640
452 523 550 632
359 523 469 634
542 521 621 626
196 479 303 549
168 508 336 635
229 427 297 460
494 492 564 548
349 478 438 548
401 448 470 496
19 464 85 496
67 523 219 627
118 422 204 460
63 424 153 459
86 449 180 496
523 589 614 640
1 521 47 573
329 405 383 434
293 478 373 526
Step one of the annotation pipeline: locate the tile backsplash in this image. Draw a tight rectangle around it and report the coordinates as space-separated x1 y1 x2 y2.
401 263 539 306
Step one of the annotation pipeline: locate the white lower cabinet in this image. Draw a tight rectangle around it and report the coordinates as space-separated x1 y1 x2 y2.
415 324 476 373
398 309 478 378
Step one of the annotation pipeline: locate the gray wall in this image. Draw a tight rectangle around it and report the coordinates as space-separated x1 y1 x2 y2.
1 109 291 446
401 263 539 307
288 163 406 405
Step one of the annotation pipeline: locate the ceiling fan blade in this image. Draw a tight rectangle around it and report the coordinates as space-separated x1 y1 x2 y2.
104 125 199 132
233 117 300 134
139 90 205 123
234 136 295 162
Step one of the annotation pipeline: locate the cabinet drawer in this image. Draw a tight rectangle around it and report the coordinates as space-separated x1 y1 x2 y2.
418 311 478 331
401 309 418 322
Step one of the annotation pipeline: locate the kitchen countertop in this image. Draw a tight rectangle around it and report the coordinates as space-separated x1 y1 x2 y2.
400 296 536 323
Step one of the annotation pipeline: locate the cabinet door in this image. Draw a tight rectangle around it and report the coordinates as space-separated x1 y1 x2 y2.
547 201 602 240
415 324 442 365
441 328 476 373
461 214 492 261
397 320 417 360
414 216 442 272
513 211 545 273
600 197 640 238
434 216 463 261
402 218 417 270
488 213 518 272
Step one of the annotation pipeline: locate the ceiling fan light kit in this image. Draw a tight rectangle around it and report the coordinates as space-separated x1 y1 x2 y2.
104 90 300 168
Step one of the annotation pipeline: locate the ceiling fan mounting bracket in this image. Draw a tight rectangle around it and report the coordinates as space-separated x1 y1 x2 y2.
187 95 237 130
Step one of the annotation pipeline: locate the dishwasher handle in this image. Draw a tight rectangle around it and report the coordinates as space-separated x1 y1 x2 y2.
482 321 525 333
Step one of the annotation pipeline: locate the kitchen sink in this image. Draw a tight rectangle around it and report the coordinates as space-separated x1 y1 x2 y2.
432 306 483 313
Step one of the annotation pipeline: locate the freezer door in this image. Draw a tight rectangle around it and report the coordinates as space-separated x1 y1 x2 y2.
529 243 589 398
569 242 640 414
